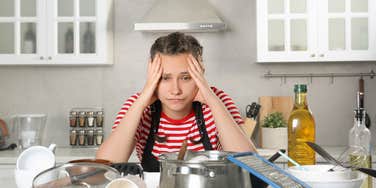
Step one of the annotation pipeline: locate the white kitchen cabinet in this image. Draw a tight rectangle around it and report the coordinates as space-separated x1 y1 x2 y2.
257 0 376 62
0 0 112 65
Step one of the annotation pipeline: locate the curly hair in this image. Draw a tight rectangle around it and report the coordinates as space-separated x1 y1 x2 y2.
150 32 203 62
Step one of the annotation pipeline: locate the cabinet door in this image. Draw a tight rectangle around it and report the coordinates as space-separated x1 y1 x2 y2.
317 0 376 61
257 0 317 62
47 0 107 64
0 0 45 64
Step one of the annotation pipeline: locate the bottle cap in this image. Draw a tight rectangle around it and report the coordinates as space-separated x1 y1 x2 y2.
294 84 307 93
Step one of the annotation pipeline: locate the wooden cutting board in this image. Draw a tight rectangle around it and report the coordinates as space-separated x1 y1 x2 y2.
257 96 294 146
259 96 294 124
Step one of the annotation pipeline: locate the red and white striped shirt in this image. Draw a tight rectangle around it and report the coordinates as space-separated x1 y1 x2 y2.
112 87 244 161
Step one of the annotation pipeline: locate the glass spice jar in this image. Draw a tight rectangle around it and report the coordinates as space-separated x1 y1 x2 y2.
78 129 86 146
78 111 86 127
95 111 104 127
87 129 95 145
96 129 104 145
69 111 78 127
87 111 95 127
69 129 78 145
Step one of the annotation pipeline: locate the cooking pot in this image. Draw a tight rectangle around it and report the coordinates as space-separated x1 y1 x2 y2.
159 151 251 188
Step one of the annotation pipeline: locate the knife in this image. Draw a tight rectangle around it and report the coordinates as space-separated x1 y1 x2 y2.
242 102 261 139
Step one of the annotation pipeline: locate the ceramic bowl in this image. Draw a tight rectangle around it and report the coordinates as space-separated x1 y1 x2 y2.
288 165 366 188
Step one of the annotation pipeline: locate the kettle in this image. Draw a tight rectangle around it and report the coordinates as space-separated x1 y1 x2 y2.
0 118 18 151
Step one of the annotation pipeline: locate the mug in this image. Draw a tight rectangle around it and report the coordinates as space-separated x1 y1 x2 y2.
16 143 56 171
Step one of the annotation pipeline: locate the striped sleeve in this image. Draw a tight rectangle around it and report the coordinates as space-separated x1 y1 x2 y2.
112 93 140 130
211 87 244 126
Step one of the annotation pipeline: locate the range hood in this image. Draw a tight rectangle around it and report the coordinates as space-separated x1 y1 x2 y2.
134 0 226 32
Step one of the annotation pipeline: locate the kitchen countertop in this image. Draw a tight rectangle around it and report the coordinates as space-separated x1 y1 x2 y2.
1 146 375 188
0 147 137 164
1 146 375 164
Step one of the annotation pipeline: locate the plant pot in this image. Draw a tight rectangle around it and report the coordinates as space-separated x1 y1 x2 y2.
261 127 287 149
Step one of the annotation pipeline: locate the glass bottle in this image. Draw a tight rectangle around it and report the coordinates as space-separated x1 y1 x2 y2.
65 28 74 53
82 23 95 53
22 23 36 53
349 109 372 188
287 84 316 166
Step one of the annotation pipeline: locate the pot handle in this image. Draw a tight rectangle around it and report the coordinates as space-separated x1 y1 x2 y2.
170 166 217 178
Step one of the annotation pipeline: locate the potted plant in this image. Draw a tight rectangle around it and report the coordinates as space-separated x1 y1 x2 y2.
261 112 287 149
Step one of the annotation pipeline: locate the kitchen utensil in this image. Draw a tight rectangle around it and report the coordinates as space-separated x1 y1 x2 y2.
358 77 372 128
0 143 17 151
159 150 252 188
177 140 188 160
242 102 261 139
277 150 307 171
306 142 376 178
227 152 310 188
110 163 143 178
11 114 47 149
33 162 120 188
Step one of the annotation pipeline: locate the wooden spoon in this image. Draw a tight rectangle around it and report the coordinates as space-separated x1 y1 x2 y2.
177 140 188 160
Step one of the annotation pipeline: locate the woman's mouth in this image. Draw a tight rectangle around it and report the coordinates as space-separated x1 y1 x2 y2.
168 99 184 103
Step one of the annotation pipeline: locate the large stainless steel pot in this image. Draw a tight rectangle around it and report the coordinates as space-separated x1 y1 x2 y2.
159 151 251 188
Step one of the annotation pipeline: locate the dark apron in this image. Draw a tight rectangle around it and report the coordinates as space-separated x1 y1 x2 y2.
141 100 212 172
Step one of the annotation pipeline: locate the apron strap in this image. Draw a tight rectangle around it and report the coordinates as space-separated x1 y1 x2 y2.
141 100 161 172
141 101 211 172
192 102 213 150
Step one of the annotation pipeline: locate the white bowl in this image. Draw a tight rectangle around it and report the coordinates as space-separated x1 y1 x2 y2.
288 165 366 188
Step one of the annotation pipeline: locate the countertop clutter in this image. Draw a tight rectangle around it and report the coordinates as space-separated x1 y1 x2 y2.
0 146 375 187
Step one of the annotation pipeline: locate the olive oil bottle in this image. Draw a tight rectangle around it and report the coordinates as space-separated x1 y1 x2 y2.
287 84 316 166
349 109 372 188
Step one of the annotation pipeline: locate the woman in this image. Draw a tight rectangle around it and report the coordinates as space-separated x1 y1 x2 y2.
96 32 256 171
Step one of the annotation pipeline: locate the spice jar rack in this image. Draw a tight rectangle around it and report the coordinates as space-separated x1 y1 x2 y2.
69 107 104 147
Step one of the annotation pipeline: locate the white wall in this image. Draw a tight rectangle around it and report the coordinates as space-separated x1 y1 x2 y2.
0 0 376 148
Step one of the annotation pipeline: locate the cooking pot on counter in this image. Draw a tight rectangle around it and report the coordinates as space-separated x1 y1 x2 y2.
159 151 252 188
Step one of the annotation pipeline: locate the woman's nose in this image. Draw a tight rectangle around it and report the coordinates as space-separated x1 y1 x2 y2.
170 80 182 95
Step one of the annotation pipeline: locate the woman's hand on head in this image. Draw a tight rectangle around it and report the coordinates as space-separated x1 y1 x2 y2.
140 54 163 107
187 54 214 104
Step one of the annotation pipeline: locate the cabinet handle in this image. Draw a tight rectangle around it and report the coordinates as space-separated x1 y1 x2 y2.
40 56 44 60
320 54 324 57
48 56 52 60
310 54 316 57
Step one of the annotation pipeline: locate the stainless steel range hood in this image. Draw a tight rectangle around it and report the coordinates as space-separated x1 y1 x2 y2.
134 0 226 32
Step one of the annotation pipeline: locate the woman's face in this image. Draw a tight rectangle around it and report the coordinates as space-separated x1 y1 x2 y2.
156 53 199 117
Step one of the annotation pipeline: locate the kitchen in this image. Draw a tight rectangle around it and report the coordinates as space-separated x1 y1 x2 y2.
0 0 376 187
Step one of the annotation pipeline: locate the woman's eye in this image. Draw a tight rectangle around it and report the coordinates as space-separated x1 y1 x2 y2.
181 76 191 80
162 76 170 81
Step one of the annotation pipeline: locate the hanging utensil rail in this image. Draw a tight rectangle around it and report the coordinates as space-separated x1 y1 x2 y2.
264 70 375 79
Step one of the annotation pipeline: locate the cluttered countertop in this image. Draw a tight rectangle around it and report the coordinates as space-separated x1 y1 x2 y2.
1 146 376 188
1 146 375 165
